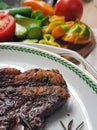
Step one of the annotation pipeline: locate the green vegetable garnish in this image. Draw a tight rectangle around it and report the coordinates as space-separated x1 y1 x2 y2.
15 23 27 39
27 24 42 39
39 34 60 47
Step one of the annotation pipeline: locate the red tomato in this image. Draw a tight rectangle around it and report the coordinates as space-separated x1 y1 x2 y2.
0 11 16 42
0 11 9 18
55 0 83 21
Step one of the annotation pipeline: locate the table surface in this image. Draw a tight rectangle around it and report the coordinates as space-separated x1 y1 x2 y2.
82 1 97 28
81 1 97 71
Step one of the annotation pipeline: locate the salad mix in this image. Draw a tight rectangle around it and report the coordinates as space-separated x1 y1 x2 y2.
0 0 90 46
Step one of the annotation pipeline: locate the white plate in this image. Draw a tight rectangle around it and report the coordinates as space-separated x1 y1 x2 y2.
0 43 97 130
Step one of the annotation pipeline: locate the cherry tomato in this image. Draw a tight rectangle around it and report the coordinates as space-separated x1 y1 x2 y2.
55 0 83 21
0 11 16 42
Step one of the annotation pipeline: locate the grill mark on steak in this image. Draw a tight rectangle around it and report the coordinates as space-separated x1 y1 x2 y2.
0 68 70 130
17 85 69 99
0 68 21 88
13 69 65 87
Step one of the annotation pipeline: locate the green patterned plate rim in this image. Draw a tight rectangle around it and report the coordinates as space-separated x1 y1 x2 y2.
0 44 97 94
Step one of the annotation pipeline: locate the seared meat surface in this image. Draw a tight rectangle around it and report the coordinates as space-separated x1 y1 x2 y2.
0 68 21 88
0 68 70 130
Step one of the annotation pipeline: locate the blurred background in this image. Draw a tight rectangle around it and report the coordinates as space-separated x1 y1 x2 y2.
82 0 97 28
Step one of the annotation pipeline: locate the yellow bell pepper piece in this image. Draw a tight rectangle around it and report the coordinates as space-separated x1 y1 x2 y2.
39 34 60 47
49 15 65 23
48 21 65 32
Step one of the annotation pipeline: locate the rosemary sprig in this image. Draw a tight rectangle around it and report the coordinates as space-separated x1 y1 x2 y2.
60 120 84 130
20 114 32 130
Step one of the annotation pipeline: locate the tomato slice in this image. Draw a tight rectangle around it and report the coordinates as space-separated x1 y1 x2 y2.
0 11 16 42
0 11 9 18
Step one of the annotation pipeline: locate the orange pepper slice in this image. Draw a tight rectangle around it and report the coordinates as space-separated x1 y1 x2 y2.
52 26 65 39
49 15 65 23
65 21 75 28
23 0 55 16
62 33 79 43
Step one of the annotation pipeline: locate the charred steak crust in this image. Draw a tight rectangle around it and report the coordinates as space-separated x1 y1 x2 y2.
0 68 70 130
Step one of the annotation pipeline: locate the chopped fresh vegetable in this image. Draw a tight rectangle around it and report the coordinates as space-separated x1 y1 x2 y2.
49 15 65 23
67 24 82 34
42 25 50 34
62 20 90 44
8 6 32 17
62 24 82 42
23 0 55 16
79 25 90 38
41 16 49 26
31 10 49 26
0 10 9 18
52 26 65 39
47 21 65 32
0 11 16 42
0 4 90 46
27 24 42 39
75 24 90 44
31 10 44 20
15 14 41 27
62 32 79 43
63 21 75 29
39 34 60 47
15 23 27 39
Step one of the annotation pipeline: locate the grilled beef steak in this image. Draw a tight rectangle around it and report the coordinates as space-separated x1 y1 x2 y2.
0 68 70 130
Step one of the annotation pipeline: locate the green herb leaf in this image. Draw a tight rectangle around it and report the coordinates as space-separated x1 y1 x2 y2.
20 114 32 130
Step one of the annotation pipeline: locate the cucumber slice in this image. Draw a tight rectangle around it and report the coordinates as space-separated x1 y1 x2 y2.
23 39 39 43
8 6 32 17
15 23 27 39
27 24 42 39
15 14 41 27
